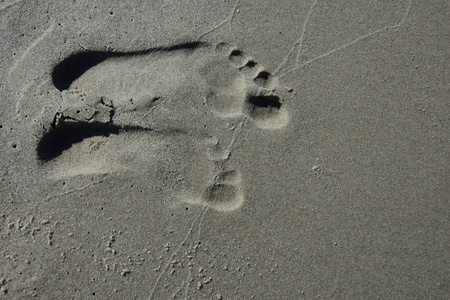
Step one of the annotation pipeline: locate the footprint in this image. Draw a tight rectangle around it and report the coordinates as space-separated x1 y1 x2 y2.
37 41 289 211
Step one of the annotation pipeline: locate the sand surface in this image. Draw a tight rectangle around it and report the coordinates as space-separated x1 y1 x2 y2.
1 0 449 298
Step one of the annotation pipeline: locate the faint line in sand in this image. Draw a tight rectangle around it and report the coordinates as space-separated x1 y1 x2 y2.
171 206 208 299
224 116 247 160
295 0 320 65
15 78 50 115
0 0 24 12
196 0 241 41
148 206 208 300
274 0 318 75
25 172 114 212
44 172 114 202
137 95 169 125
183 266 193 299
170 286 184 300
9 23 56 76
14 80 34 114
279 0 413 79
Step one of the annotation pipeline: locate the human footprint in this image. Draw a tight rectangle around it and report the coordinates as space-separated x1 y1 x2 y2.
37 41 289 211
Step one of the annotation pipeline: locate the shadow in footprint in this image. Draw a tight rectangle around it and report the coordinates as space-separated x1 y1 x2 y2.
52 42 205 91
37 121 150 161
247 94 282 109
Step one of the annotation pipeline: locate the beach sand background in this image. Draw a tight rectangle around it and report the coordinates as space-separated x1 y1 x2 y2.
0 0 448 298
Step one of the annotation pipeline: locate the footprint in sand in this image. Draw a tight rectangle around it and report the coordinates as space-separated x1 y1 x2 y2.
37 42 289 212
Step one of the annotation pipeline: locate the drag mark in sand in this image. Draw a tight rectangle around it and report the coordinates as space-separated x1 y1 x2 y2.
276 0 413 78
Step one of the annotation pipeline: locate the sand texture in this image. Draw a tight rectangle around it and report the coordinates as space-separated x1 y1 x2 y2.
0 0 449 299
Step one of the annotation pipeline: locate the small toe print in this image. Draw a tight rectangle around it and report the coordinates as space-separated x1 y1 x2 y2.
243 93 288 129
238 60 258 76
244 60 257 68
229 49 246 66
254 70 273 88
